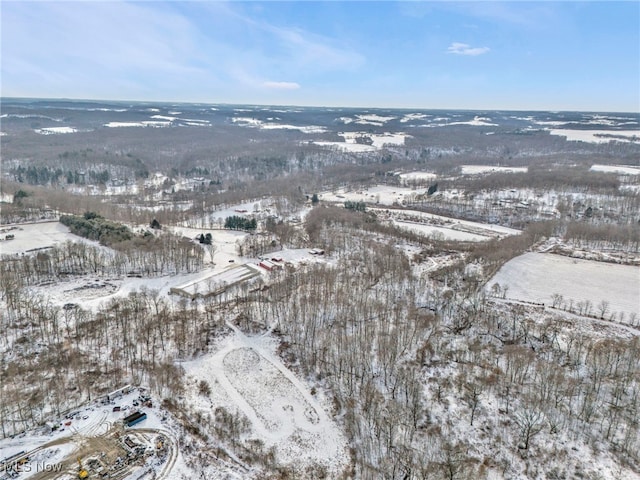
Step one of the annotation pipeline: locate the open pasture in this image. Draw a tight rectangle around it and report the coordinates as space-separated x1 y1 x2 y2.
489 252 639 321
0 221 89 256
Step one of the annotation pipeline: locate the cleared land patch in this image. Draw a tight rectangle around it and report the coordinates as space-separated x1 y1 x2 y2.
0 222 90 256
460 165 528 175
223 348 320 434
489 252 640 321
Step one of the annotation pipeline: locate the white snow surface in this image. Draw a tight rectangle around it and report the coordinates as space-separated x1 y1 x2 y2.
313 132 408 152
340 131 408 147
461 165 528 174
489 252 640 320
338 114 397 126
0 222 97 256
181 329 349 475
376 208 521 240
399 113 429 123
103 121 171 128
398 171 437 182
427 116 498 127
312 141 376 152
393 220 490 242
549 129 640 143
590 164 640 175
231 117 326 133
34 126 78 135
320 184 420 206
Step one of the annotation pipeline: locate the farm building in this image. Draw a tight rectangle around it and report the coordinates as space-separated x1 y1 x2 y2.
170 264 260 299
123 411 147 427
259 260 277 271
105 384 133 402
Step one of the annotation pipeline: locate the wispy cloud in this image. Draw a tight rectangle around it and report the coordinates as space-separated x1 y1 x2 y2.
1 1 360 101
447 42 490 56
263 81 301 90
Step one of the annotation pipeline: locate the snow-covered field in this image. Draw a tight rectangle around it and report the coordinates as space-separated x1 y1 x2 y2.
182 329 349 476
312 140 377 153
103 121 171 128
168 226 247 263
313 132 409 152
549 129 640 144
461 165 528 175
337 113 397 126
399 113 429 123
590 164 640 175
427 115 498 127
231 117 326 133
398 171 437 183
0 222 93 256
34 126 78 135
339 131 408 148
320 184 422 206
383 208 520 241
393 220 489 241
489 252 640 321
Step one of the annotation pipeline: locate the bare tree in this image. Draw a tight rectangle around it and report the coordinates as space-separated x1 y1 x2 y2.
515 407 544 450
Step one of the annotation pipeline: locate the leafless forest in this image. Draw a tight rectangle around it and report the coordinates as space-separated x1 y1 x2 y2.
1 101 639 479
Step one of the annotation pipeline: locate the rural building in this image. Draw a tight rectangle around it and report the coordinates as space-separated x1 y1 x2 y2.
123 411 147 427
105 384 133 402
259 260 276 271
170 264 260 299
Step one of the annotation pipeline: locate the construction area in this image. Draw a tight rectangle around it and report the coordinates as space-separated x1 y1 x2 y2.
1 389 174 480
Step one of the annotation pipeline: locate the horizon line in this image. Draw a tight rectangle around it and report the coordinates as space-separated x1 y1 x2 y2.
1 96 639 115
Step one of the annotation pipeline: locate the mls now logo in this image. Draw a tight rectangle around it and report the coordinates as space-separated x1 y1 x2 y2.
21 463 64 473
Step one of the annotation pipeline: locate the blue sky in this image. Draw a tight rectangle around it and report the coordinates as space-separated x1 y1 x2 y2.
2 1 638 111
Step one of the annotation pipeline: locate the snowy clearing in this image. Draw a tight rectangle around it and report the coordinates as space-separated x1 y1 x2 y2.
393 220 490 242
400 113 429 123
589 164 640 175
231 117 326 133
311 141 376 153
34 126 78 135
398 171 437 183
379 208 520 241
103 121 171 128
182 330 349 475
427 116 498 127
461 165 528 175
0 222 92 256
312 132 409 152
489 252 640 321
549 129 640 144
338 114 397 126
168 226 247 263
339 131 408 148
319 184 423 206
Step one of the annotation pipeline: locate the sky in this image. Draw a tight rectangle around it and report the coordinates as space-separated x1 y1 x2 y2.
1 1 639 112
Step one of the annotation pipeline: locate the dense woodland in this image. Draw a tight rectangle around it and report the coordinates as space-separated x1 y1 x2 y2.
1 103 639 479
1 218 637 478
